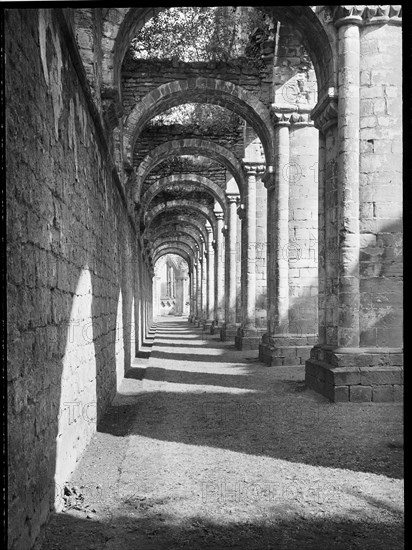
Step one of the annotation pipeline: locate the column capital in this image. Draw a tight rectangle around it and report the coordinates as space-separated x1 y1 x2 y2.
242 161 266 176
310 88 339 133
333 5 401 27
237 203 246 220
226 193 240 204
271 104 315 127
205 225 213 234
214 211 225 221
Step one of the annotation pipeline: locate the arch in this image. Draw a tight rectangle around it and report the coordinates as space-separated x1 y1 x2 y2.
123 78 275 166
149 225 204 255
153 242 195 268
104 7 336 112
151 235 198 258
145 200 217 234
140 174 226 213
153 247 192 271
136 139 245 200
146 215 207 247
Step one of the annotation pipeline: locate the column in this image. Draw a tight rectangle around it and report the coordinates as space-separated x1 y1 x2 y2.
212 210 225 332
235 163 265 350
305 9 390 402
221 194 239 341
259 122 290 364
204 223 215 331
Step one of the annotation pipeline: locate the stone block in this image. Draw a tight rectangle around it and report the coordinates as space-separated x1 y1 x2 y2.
372 385 394 403
350 385 372 403
333 386 349 403
360 366 403 385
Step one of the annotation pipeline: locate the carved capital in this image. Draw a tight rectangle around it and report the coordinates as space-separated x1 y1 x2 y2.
226 193 240 205
242 161 266 177
310 88 339 133
271 104 315 127
214 211 225 221
333 5 402 27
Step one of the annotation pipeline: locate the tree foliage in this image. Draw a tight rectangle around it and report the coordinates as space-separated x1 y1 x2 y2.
130 6 272 63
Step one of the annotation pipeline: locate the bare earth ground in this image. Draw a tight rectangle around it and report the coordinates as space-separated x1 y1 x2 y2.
38 317 404 550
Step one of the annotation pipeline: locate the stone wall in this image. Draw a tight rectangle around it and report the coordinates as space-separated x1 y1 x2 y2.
6 9 150 549
358 23 403 349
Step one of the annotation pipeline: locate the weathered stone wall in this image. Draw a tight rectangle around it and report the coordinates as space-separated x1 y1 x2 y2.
6 9 149 549
121 57 269 117
358 23 402 349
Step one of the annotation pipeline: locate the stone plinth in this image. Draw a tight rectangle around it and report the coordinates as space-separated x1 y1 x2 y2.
305 345 403 402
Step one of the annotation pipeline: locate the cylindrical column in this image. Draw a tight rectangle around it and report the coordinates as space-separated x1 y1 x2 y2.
268 124 290 335
214 211 225 326
226 195 238 328
336 18 361 347
205 224 215 326
244 165 257 330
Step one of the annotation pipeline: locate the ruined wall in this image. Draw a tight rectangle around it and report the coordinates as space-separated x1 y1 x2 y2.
6 9 146 549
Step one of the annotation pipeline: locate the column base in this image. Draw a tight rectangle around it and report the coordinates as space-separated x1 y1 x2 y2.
211 320 224 335
220 323 239 342
235 327 264 350
259 333 318 366
305 345 404 403
203 320 214 332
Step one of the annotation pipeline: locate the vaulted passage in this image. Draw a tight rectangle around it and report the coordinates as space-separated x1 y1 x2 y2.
6 6 403 549
38 317 403 549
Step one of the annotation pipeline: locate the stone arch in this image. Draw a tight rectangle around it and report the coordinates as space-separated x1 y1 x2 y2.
149 225 204 255
153 247 192 271
152 234 198 259
153 242 195 268
136 139 245 200
141 174 226 213
102 7 336 112
123 78 275 166
145 201 217 234
146 215 207 248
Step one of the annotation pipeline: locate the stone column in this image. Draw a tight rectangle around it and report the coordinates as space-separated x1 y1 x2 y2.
197 256 205 327
204 223 215 331
305 7 403 403
260 109 319 366
221 194 239 341
236 163 265 350
212 210 225 333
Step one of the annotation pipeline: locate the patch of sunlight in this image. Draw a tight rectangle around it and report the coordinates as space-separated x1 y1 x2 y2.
55 268 97 509
115 378 260 396
114 437 403 524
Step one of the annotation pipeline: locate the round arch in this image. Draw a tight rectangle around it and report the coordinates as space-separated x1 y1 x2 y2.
123 78 275 167
103 7 336 112
146 214 207 247
149 225 204 255
153 243 194 269
136 138 245 200
141 174 227 214
153 247 192 271
151 232 200 258
145 200 217 234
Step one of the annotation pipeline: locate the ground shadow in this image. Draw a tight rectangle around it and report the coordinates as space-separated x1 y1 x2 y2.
39 508 404 550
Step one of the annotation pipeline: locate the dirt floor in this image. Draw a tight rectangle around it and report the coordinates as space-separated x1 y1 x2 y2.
37 317 404 550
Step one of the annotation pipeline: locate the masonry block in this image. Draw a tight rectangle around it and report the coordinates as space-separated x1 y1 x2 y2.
350 385 372 403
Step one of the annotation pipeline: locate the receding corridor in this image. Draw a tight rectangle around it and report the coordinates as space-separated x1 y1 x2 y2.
38 317 403 550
